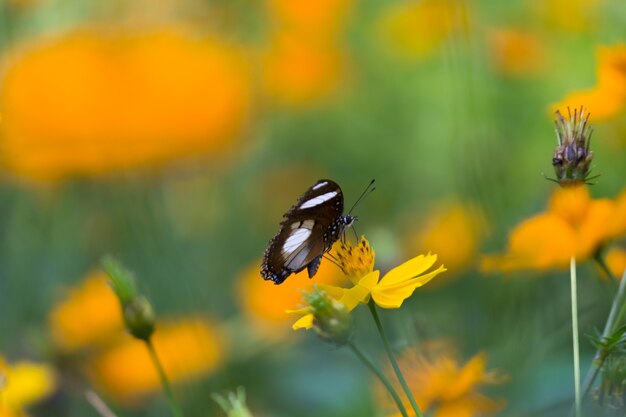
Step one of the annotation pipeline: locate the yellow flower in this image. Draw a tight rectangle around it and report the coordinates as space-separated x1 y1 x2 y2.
267 0 353 38
262 32 345 106
0 356 56 416
377 343 505 417
0 28 252 180
377 0 458 59
404 202 483 280
606 247 626 280
89 318 225 401
483 185 626 272
49 271 124 352
487 28 547 77
532 0 602 33
237 258 346 337
291 236 446 329
550 45 626 121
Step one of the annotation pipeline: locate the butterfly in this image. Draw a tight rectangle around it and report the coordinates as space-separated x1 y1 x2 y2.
261 179 368 285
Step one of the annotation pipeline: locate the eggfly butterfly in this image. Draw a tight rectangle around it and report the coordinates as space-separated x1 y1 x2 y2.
261 179 357 285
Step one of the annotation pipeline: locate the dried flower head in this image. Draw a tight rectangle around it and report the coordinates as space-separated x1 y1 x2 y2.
552 107 595 186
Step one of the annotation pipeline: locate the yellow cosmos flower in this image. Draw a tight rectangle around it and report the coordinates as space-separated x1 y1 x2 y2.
0 356 56 416
606 247 626 280
483 185 626 272
0 28 251 180
237 258 345 337
550 45 626 121
377 0 458 59
404 202 483 280
291 236 446 330
487 28 547 77
532 0 602 33
90 318 225 402
49 271 124 352
377 343 505 417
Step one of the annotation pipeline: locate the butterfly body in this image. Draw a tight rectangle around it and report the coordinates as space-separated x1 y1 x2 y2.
261 179 355 285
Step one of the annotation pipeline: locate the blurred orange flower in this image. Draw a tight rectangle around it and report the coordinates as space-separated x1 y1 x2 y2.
405 202 484 279
377 0 458 59
236 258 346 337
262 32 345 106
0 356 56 417
377 343 505 417
483 186 626 273
90 318 225 401
488 28 547 76
267 0 353 37
551 45 626 121
606 247 626 280
0 28 252 180
49 271 124 352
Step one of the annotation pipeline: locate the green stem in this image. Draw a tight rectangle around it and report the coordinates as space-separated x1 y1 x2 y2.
368 300 424 417
580 268 626 399
594 250 617 285
570 257 581 417
347 341 409 417
145 339 184 417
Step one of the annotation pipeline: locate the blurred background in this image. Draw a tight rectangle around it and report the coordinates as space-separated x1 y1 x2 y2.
1 0 626 416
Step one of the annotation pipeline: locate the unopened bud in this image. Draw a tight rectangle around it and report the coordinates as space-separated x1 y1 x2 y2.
123 296 155 341
306 288 353 346
552 107 594 186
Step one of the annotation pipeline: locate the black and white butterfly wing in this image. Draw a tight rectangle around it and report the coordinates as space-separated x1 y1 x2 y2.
261 179 344 284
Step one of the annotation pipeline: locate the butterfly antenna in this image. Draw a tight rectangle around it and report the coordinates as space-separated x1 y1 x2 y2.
348 179 376 215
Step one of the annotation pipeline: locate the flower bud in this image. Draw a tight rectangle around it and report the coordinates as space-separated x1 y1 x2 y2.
305 288 353 346
552 107 594 186
123 296 155 341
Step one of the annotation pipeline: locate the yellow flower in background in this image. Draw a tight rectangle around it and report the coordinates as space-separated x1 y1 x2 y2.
606 247 626 280
551 45 626 121
377 0 458 59
532 0 602 33
262 32 345 106
487 28 547 77
90 318 225 401
267 0 353 37
0 28 252 180
291 236 446 330
405 202 483 279
0 356 56 416
49 271 124 352
377 343 505 417
483 186 626 273
237 259 346 337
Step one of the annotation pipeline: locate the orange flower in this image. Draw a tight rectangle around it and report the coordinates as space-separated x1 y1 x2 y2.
236 257 346 337
487 28 547 76
262 32 345 106
405 202 484 279
267 0 353 37
377 342 505 417
90 318 225 401
377 0 458 59
49 271 124 352
0 28 252 180
550 45 626 121
606 247 626 280
483 186 626 272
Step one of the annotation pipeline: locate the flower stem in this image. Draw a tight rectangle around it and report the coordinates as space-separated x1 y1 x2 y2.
145 339 184 417
580 268 626 399
368 300 424 417
347 341 409 417
570 256 581 417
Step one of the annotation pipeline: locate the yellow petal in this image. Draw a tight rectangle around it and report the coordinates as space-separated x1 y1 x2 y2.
371 265 446 308
292 314 314 330
380 253 438 286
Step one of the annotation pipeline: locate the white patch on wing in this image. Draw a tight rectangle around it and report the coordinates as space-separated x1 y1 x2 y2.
282 228 312 254
301 219 315 229
300 191 337 209
312 181 328 190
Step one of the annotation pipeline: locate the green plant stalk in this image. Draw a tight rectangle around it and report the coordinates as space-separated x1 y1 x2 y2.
347 341 409 417
145 339 184 417
570 256 581 417
368 300 424 417
581 267 626 398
